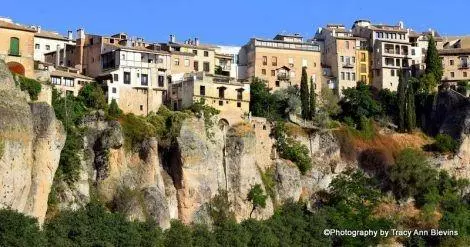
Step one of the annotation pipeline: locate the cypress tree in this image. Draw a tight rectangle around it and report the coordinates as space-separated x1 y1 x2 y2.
405 82 416 133
397 70 407 132
300 66 310 120
309 76 316 120
424 35 443 84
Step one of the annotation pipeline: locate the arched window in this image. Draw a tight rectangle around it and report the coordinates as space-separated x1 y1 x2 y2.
9 37 19 56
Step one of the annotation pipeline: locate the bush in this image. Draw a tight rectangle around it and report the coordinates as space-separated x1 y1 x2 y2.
340 83 382 126
15 75 42 101
108 98 122 119
77 82 107 110
434 134 458 153
121 114 157 150
0 209 46 247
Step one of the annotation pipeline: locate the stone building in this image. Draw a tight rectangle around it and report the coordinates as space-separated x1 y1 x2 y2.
33 27 75 63
238 34 322 92
169 72 250 125
352 20 412 91
439 36 470 85
50 69 93 96
315 24 371 95
0 17 35 77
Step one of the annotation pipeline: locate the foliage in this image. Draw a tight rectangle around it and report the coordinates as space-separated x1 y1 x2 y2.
405 78 416 132
378 89 398 122
340 82 382 126
249 77 280 120
121 113 157 150
247 184 268 218
273 121 312 175
424 35 443 84
147 106 189 148
433 134 459 153
164 220 193 247
77 82 108 110
0 209 46 247
107 98 122 119
300 67 310 119
208 189 235 226
397 72 417 133
272 85 301 117
309 76 316 119
388 148 438 204
457 80 470 95
260 167 277 204
188 98 220 140
319 83 341 117
15 75 42 101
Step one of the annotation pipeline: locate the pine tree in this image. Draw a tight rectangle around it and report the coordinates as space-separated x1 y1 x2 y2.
397 70 407 132
424 35 443 84
309 76 316 120
300 66 310 120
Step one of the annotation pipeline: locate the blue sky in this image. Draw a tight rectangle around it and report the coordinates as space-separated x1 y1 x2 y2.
2 0 469 46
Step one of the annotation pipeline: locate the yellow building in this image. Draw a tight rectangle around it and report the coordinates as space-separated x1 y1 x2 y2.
239 34 322 92
439 36 470 84
0 18 35 77
356 41 372 84
169 72 250 125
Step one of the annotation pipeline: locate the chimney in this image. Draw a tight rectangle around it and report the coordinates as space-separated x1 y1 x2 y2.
67 30 73 40
55 44 60 67
432 30 435 37
398 21 404 29
169 34 175 43
195 37 200 46
332 29 336 37
37 26 41 33
77 28 85 40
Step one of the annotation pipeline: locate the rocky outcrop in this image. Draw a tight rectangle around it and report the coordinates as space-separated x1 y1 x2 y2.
0 60 65 224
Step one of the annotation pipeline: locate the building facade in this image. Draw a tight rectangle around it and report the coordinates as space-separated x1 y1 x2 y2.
170 72 250 125
50 69 93 96
33 27 75 63
353 20 412 91
0 18 35 77
239 34 322 92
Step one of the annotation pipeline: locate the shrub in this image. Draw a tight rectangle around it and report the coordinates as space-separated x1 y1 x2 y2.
77 82 107 110
107 99 122 119
188 99 220 139
0 209 46 247
247 184 268 217
16 75 42 100
434 134 458 153
340 83 382 126
120 113 157 150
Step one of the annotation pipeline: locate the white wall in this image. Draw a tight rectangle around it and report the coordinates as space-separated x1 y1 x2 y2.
33 36 74 62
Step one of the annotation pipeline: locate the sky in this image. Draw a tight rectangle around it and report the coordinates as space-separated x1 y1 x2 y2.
2 0 469 46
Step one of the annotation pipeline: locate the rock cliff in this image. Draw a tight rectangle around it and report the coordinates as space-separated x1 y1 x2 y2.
0 60 66 224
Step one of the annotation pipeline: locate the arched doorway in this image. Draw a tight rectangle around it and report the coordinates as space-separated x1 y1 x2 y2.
7 62 25 76
218 118 229 132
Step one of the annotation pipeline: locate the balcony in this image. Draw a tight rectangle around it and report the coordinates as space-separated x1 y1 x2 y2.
277 74 290 81
460 63 469 69
343 63 354 68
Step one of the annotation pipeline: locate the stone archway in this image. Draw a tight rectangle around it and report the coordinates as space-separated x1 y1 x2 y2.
218 118 229 132
6 62 25 76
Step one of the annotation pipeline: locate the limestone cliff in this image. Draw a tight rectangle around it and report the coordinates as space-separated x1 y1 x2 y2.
0 60 66 224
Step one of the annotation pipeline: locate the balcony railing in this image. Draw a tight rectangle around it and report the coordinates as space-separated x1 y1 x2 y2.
343 63 354 68
460 63 469 69
277 74 290 80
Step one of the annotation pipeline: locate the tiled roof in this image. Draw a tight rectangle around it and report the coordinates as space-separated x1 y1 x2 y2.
0 20 36 32
170 51 196 56
105 43 170 55
35 30 70 41
51 70 94 80
438 48 470 55
167 42 217 50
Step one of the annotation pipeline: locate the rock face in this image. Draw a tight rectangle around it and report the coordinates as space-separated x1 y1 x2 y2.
0 60 66 224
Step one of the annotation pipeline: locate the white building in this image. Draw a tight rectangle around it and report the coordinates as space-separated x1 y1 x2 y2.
33 26 75 62
214 45 242 79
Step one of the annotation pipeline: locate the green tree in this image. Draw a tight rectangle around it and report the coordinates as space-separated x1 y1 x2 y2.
309 76 316 119
16 75 42 101
424 35 443 85
340 82 382 125
108 98 122 119
164 220 193 247
250 77 281 120
0 209 46 247
405 78 416 132
77 82 108 110
247 184 268 218
300 66 310 119
397 71 407 132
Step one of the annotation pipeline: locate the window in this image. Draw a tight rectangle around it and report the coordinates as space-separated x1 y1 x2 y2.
361 53 366 62
51 76 61 85
110 39 115 44
204 51 209 57
391 70 395 77
203 62 210 72
341 72 345 80
35 44 40 49
112 87 117 93
450 60 454 66
46 45 50 51
464 72 468 77
345 41 349 49
237 102 241 108
219 101 223 106
237 90 243 100
451 72 455 78
200 86 205 96
141 74 148 86
193 50 198 55
124 72 131 84
64 78 74 87
396 59 400 67
218 87 225 99
262 69 266 75
89 38 94 45
9 37 19 56
275 81 280 87
113 74 118 81
272 56 277 66
271 70 275 76
411 49 416 55
262 56 267 66
352 73 356 81
340 56 344 62
194 61 199 71
140 105 143 111
184 59 190 67
346 72 350 80
158 75 164 87
174 58 180 66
